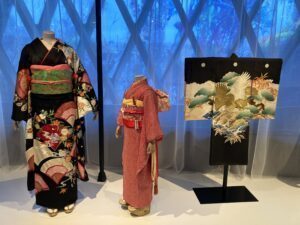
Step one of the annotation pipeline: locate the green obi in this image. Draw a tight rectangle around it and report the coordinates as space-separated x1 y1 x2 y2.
31 70 73 94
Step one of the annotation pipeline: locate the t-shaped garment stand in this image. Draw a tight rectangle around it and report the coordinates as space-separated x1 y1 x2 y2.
185 55 282 203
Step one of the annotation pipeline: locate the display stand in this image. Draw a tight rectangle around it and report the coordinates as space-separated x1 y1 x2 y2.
193 165 258 204
96 0 106 182
185 56 282 204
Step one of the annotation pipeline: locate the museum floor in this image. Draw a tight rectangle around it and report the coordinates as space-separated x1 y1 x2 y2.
0 165 299 225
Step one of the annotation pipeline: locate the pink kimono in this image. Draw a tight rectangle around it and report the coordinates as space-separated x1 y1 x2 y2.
118 79 163 208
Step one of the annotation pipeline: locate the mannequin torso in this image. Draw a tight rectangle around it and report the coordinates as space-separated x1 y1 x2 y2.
13 31 56 128
116 74 156 150
41 31 57 50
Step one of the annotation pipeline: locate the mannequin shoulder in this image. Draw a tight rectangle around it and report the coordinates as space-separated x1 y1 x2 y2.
143 87 157 98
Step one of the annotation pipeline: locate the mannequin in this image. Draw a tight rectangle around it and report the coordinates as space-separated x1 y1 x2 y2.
115 74 156 154
13 31 98 127
115 126 155 153
115 127 155 154
43 30 75 217
41 30 57 50
12 30 100 217
134 74 146 82
13 31 57 130
12 30 74 216
115 74 163 216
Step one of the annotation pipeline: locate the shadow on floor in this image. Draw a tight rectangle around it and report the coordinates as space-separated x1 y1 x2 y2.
154 171 222 217
0 177 31 207
0 176 104 212
277 176 300 188
88 168 123 183
159 169 222 190
77 180 104 202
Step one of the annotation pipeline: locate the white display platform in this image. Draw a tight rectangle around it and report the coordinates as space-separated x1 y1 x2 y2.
0 165 299 225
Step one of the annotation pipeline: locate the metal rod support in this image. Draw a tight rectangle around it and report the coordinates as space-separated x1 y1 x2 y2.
95 0 106 182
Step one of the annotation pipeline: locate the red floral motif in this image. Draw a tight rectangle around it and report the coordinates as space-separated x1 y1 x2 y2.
36 124 61 150
66 141 73 149
16 69 30 99
81 72 91 83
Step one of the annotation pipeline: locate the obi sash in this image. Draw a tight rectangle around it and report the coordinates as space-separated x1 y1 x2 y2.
121 97 144 129
30 64 73 95
122 98 143 107
123 119 143 129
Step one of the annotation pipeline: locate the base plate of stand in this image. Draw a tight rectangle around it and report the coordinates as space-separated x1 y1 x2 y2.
193 186 258 204
97 171 107 182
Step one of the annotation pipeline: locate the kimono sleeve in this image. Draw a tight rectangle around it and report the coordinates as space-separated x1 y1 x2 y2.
143 89 163 143
64 46 99 118
117 93 124 126
117 109 124 126
12 45 31 122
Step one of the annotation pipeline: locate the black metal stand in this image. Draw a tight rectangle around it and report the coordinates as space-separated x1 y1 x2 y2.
95 0 106 182
193 165 258 204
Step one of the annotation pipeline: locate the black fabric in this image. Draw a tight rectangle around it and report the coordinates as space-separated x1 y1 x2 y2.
31 93 74 113
209 127 249 165
185 57 282 84
29 38 67 66
17 44 31 71
36 175 77 209
11 44 31 121
27 171 35 191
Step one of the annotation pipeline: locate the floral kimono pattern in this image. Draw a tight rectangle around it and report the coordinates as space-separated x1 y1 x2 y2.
12 38 98 209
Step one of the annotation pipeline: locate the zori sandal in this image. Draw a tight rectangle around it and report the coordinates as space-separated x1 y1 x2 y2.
46 208 58 217
64 203 75 214
128 205 150 217
119 198 129 209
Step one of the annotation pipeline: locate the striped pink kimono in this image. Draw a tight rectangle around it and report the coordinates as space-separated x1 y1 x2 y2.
118 79 163 208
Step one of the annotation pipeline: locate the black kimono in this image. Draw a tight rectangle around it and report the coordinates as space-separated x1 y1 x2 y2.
12 38 98 209
184 57 282 165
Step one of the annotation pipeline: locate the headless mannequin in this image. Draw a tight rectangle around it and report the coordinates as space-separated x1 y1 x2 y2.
41 31 75 216
116 74 156 215
40 31 98 120
40 30 57 50
13 31 97 130
133 74 146 83
13 31 57 130
115 75 156 154
13 30 77 216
